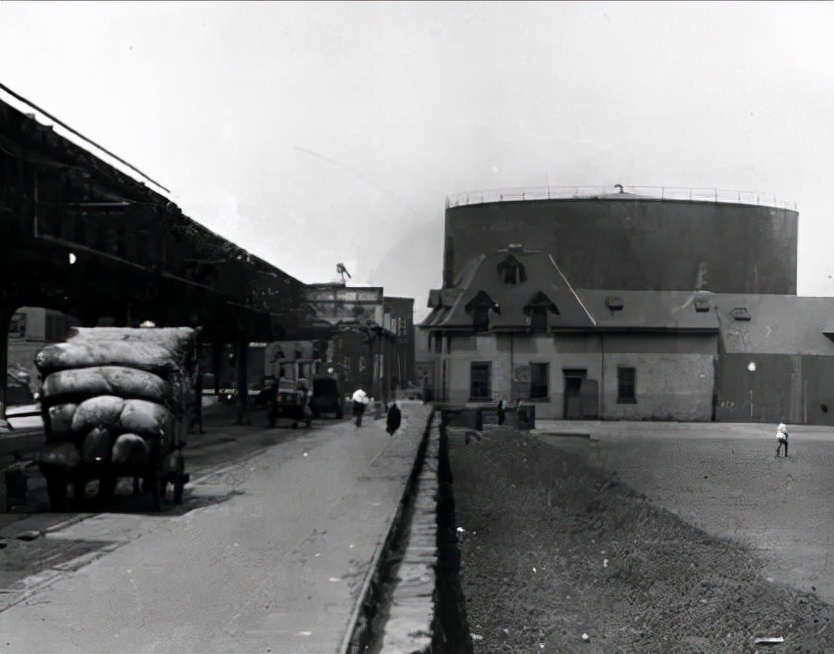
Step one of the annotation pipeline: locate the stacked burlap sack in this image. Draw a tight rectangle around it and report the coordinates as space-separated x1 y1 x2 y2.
34 327 197 475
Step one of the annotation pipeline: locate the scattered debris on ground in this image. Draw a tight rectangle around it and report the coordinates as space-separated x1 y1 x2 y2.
451 428 834 653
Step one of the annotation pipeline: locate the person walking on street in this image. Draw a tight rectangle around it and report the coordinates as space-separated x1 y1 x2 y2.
775 422 789 457
386 402 402 436
301 383 313 428
265 377 279 428
352 388 369 426
189 365 205 434
497 397 507 425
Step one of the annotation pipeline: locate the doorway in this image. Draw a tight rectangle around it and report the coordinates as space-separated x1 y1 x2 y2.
563 369 587 419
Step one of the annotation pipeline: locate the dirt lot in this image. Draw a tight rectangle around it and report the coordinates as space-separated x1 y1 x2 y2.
448 426 834 654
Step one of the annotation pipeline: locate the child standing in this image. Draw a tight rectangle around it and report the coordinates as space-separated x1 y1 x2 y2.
775 422 789 457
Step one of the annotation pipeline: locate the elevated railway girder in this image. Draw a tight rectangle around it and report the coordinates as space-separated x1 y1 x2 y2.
1 90 306 421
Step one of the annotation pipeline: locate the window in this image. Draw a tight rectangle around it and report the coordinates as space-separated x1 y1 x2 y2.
730 307 752 321
497 254 527 285
465 290 499 333
529 363 548 400
529 307 548 333
473 307 489 333
617 366 636 403
470 362 491 401
434 332 443 353
524 292 558 333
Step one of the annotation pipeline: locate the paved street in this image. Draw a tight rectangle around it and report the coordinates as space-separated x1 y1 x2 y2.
0 401 430 653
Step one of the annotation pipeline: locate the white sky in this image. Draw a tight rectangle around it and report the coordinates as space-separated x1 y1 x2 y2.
2 1 832 321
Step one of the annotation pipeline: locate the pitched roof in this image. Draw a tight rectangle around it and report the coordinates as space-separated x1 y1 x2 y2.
576 290 720 332
420 247 596 331
712 295 834 354
420 249 834 349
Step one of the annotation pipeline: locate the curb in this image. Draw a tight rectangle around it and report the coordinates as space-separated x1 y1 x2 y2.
375 416 440 652
338 406 436 654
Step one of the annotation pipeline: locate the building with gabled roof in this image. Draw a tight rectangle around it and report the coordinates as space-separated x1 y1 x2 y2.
422 245 723 421
420 188 834 424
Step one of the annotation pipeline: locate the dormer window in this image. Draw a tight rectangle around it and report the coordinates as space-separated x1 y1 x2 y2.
524 292 559 333
605 296 624 311
465 290 500 333
472 306 489 333
529 307 548 333
730 307 752 321
693 296 710 312
497 254 527 285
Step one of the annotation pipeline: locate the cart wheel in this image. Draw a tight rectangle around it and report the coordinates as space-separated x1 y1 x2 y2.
173 457 186 504
46 476 68 512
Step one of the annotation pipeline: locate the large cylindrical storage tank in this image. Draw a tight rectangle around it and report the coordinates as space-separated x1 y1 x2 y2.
443 193 798 294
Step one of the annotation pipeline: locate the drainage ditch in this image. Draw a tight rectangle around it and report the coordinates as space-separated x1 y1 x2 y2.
341 407 474 654
431 416 474 653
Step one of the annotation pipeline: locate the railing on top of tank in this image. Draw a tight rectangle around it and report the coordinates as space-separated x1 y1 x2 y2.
445 185 797 211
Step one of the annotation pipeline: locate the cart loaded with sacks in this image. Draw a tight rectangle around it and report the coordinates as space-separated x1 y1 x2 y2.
34 327 197 511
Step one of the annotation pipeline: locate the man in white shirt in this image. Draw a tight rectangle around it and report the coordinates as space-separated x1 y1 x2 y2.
351 389 369 426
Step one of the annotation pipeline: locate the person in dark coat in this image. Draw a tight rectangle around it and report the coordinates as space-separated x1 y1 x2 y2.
189 365 205 434
386 402 402 436
265 377 279 428
496 398 507 425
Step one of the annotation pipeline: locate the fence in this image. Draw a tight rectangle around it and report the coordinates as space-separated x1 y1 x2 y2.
445 185 796 211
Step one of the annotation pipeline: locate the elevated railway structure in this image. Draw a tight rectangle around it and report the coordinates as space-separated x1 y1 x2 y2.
1 85 307 422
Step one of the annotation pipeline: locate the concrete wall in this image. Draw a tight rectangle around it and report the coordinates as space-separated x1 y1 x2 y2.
445 199 798 294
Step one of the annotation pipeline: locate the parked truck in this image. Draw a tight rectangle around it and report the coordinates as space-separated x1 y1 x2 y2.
33 326 196 511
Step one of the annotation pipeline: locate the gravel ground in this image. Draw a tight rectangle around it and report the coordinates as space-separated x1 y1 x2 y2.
449 426 834 654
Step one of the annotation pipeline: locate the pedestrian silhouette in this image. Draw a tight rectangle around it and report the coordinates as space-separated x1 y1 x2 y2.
386 402 402 436
351 388 369 426
497 398 507 425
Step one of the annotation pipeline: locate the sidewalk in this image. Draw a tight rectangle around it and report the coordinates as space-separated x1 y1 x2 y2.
0 403 434 654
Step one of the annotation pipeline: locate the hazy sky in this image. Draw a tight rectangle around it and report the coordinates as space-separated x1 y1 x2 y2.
2 1 832 321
